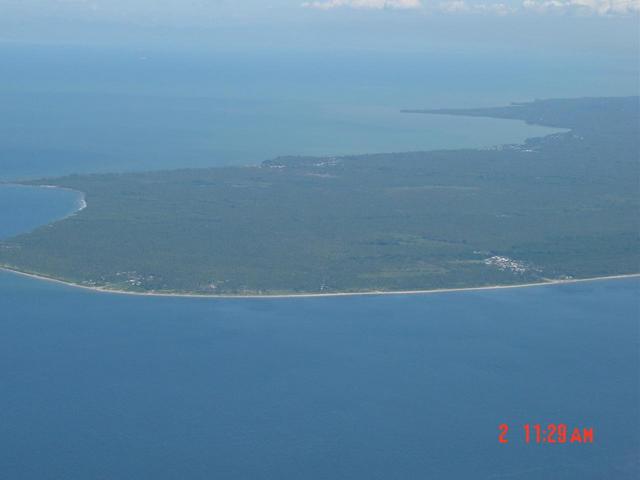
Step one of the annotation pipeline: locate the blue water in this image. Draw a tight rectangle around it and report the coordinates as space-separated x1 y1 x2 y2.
0 89 560 180
0 185 83 239
8 44 638 180
1 272 638 479
0 185 638 479
1 44 639 479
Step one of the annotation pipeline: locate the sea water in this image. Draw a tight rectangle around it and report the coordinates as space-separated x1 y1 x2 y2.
0 184 638 479
5 44 636 180
0 267 638 479
0 45 639 479
0 184 84 239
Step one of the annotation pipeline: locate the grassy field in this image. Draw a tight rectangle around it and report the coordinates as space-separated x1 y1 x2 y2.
1 97 638 294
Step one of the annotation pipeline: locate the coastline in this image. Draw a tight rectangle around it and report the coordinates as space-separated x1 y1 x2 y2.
0 182 87 220
39 185 87 216
1 108 637 303
1 265 638 299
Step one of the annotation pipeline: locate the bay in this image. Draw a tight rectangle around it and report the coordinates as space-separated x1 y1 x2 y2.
3 45 620 180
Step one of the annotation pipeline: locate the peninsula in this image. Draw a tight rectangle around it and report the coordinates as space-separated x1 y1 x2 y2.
1 97 638 295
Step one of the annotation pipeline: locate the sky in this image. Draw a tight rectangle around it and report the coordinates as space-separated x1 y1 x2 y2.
0 0 638 56
1 0 638 18
1 0 639 18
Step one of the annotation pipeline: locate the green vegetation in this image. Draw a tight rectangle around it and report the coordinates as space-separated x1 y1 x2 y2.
1 97 638 295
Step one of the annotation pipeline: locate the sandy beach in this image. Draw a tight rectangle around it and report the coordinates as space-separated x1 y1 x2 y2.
1 265 638 300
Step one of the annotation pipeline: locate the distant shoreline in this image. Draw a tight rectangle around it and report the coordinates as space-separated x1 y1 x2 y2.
1 266 638 300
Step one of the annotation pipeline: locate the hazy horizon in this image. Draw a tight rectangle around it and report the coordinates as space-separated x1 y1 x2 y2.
1 0 638 56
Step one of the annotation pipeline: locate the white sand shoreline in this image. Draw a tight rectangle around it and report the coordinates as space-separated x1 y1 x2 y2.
1 266 638 300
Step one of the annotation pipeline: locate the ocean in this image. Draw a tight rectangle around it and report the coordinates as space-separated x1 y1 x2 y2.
1 255 638 479
5 44 639 180
0 44 639 479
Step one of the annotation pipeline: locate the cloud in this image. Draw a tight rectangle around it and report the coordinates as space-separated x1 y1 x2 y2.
522 0 640 14
438 1 515 14
301 0 638 15
301 0 422 9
